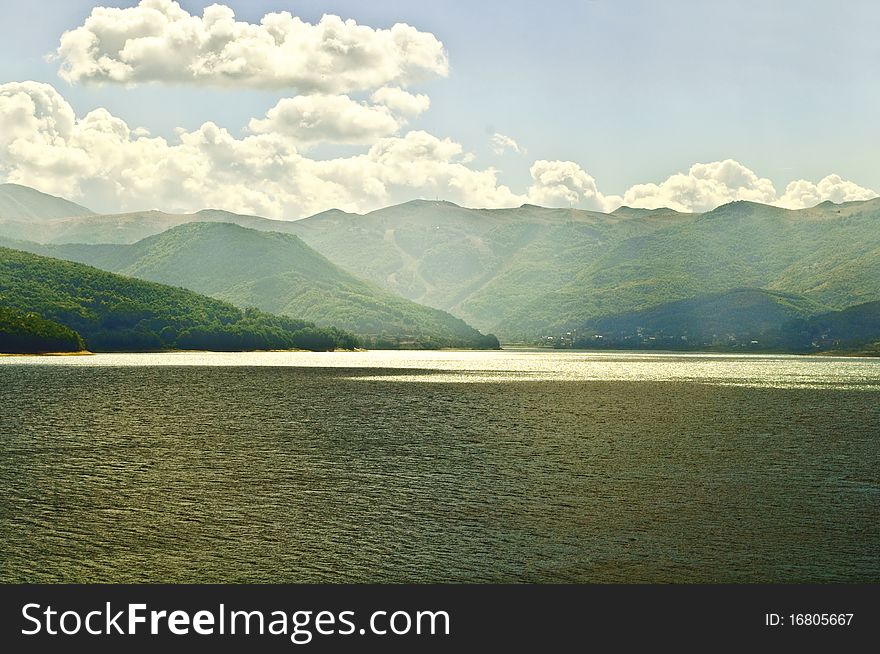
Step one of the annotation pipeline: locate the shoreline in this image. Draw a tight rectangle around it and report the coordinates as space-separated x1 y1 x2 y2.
2 347 878 359
501 344 880 358
0 350 94 357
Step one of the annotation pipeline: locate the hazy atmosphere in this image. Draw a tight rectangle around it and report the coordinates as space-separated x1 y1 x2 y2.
1 0 878 609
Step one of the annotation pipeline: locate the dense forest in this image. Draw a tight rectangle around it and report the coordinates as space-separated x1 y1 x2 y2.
0 247 359 352
0 306 85 353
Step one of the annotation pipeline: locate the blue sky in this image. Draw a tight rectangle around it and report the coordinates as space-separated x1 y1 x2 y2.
0 0 877 217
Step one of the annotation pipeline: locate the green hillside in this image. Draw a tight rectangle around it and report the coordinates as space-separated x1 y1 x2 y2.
1 223 499 349
573 289 825 349
0 247 357 352
0 183 94 221
288 200 696 325
291 198 880 338
1 185 878 342
0 306 85 353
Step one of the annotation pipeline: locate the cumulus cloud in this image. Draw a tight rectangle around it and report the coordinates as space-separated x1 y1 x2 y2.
1 82 875 218
371 87 430 116
527 160 620 212
337 131 523 208
617 160 877 212
247 95 403 146
0 81 521 218
490 133 524 155
621 159 777 213
776 174 879 209
54 0 448 93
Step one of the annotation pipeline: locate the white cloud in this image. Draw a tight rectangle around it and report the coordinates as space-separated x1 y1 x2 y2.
371 87 430 116
621 159 777 213
617 159 877 213
334 131 524 208
0 81 521 218
776 174 879 209
248 95 402 146
527 160 620 212
490 133 524 155
1 83 876 219
54 0 448 93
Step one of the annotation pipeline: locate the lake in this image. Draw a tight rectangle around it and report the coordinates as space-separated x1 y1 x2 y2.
1 350 878 582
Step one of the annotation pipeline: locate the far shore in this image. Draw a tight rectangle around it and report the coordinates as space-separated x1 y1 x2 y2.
2 346 878 358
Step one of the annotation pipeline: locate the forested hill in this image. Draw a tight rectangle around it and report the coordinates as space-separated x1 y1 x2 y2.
1 222 500 349
0 247 358 352
0 306 85 354
1 183 878 342
286 198 880 338
575 289 824 347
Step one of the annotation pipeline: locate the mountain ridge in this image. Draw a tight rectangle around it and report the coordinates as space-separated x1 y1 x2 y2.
0 184 877 340
0 183 94 221
0 222 499 348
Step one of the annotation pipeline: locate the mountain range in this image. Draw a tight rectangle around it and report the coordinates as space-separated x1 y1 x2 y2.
286 199 880 338
0 183 878 346
0 222 497 348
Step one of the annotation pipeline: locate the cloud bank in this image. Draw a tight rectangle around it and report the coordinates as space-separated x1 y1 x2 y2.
620 160 777 213
1 81 876 218
0 81 522 217
777 174 879 210
54 0 448 93
619 160 876 213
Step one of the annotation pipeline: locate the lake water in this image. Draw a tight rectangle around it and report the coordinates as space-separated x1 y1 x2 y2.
1 350 878 582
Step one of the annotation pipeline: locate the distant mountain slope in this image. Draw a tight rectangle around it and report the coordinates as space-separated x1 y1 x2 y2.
1 223 498 348
287 198 880 337
287 200 696 329
0 183 94 220
1 184 878 341
0 208 300 245
575 289 825 348
0 247 357 352
512 199 880 336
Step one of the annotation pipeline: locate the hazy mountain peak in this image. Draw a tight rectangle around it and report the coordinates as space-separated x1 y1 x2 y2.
195 208 241 217
305 208 359 220
393 198 462 210
0 183 94 221
611 205 690 218
701 199 768 218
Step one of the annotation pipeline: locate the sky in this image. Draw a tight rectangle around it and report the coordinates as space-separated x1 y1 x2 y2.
0 0 878 218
